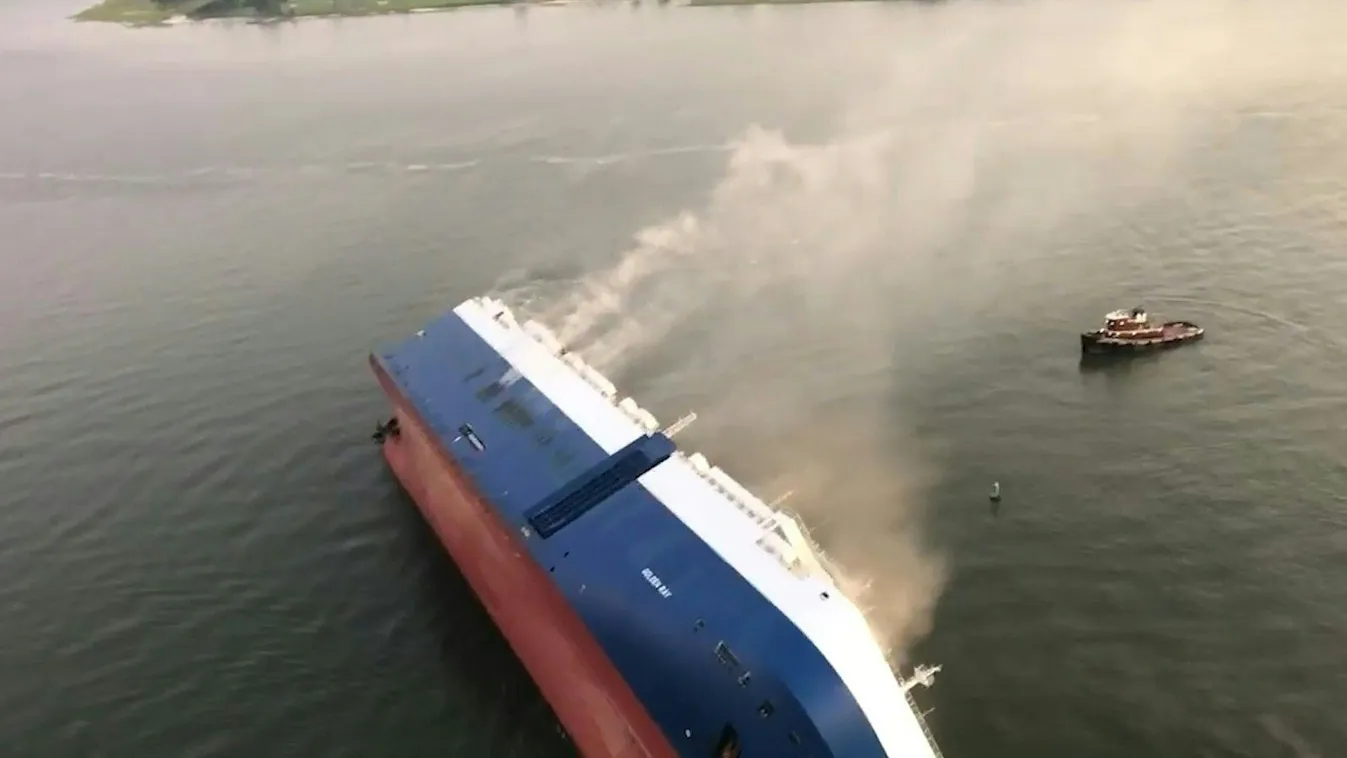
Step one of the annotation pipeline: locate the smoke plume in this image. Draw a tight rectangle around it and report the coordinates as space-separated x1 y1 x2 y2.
492 0 1347 657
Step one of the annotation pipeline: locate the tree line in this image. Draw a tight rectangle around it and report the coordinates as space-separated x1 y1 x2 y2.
154 0 292 17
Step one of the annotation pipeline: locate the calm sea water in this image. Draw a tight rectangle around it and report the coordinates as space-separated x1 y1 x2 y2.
2 0 1346 756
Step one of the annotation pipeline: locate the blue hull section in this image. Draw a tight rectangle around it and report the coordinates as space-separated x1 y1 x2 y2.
376 311 891 757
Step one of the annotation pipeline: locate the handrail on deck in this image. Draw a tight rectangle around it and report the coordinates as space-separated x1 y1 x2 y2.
903 687 944 758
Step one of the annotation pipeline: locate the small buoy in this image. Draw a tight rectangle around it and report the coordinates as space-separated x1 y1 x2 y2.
989 481 1001 501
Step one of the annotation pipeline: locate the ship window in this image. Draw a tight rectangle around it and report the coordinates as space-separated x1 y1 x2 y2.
494 398 535 428
758 700 774 718
714 641 740 669
713 724 741 758
736 671 751 687
693 619 705 632
475 381 505 402
788 731 801 745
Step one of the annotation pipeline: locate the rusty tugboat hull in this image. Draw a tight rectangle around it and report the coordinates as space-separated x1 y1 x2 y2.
1080 307 1204 356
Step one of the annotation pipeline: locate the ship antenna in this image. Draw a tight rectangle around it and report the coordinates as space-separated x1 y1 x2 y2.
662 412 697 438
768 490 795 509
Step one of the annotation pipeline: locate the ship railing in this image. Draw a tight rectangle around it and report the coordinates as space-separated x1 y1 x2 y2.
761 509 837 584
478 298 844 583
899 667 944 758
678 450 833 580
903 688 944 758
480 299 664 433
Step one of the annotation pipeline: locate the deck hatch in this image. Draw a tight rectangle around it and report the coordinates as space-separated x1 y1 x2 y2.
524 432 674 539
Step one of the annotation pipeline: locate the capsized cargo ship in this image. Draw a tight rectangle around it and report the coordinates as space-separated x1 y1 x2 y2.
369 296 945 758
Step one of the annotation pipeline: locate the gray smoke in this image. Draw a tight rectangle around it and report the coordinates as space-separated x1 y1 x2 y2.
495 0 1346 658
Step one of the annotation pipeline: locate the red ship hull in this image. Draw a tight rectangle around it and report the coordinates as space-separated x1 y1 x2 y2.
372 358 678 758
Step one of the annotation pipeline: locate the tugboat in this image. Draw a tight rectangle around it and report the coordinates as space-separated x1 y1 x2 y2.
1080 306 1203 355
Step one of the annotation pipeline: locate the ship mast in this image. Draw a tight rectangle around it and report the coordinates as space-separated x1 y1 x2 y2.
662 412 697 438
899 663 942 693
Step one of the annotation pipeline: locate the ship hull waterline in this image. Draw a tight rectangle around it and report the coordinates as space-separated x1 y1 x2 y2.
1080 322 1205 355
372 357 679 758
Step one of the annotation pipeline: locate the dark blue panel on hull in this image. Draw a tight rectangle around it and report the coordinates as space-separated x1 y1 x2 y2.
377 312 893 758
375 311 616 521
525 433 676 539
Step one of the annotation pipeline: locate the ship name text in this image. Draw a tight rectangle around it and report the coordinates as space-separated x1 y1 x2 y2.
641 568 673 599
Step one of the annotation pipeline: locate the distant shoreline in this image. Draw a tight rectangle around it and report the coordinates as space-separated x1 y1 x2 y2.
74 0 887 25
74 0 521 25
687 0 884 5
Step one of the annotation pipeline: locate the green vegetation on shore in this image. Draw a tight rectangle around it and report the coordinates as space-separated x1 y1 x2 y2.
74 0 895 25
687 0 883 5
75 0 508 25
